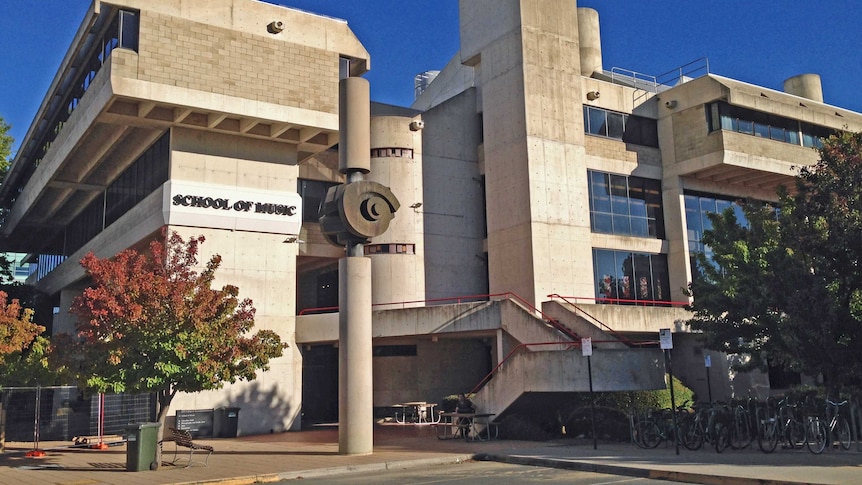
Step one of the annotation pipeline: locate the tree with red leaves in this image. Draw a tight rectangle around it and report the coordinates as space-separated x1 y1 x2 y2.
55 230 286 449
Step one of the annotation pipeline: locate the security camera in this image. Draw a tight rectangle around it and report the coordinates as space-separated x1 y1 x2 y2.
409 120 425 131
665 100 678 109
586 91 600 101
268 21 284 34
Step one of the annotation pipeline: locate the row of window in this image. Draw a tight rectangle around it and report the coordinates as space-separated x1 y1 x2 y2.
371 147 414 159
593 249 670 305
684 193 747 258
10 9 139 210
64 132 170 256
707 102 832 148
583 106 659 148
364 243 415 255
588 170 665 239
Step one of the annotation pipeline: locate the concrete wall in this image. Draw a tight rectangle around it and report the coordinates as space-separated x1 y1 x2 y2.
367 115 426 305
373 338 491 406
166 225 303 434
474 347 666 415
420 89 487 300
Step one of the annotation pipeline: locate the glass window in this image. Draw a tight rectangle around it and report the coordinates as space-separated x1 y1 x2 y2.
587 107 607 136
584 106 657 146
685 192 751 268
769 125 785 141
588 170 664 239
707 102 833 148
588 171 611 213
606 112 625 139
593 249 670 305
119 10 140 51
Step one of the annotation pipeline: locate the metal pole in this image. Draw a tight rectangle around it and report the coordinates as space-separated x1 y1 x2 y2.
665 350 679 455
587 355 597 450
706 366 713 403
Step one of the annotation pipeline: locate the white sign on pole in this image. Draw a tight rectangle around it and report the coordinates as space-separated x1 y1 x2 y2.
704 354 712 368
659 328 673 350
581 337 592 356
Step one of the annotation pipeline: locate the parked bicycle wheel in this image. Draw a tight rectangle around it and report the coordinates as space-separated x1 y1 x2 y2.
714 422 730 453
805 417 827 454
834 417 852 451
682 419 705 451
757 416 779 453
730 416 753 450
785 419 806 449
637 420 662 449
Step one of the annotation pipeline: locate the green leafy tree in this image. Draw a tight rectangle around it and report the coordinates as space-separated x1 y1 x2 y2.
0 115 12 174
53 230 286 451
688 131 862 394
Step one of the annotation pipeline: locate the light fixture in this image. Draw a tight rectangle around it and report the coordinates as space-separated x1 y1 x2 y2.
586 91 600 101
267 20 284 34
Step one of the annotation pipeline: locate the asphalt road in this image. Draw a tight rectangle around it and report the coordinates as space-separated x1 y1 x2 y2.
280 460 687 484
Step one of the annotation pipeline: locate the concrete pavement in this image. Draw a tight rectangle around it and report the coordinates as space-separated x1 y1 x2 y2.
1 424 860 485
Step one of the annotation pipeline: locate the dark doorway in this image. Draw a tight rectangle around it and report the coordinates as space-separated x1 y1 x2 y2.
301 345 338 427
317 270 338 308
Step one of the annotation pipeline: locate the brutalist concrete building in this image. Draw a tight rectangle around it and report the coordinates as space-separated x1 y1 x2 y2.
4 0 861 435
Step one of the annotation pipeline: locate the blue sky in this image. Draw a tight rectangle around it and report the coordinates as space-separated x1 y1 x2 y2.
2 1 860 154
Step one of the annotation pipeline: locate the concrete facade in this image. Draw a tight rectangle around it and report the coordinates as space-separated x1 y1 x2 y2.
5 0 862 434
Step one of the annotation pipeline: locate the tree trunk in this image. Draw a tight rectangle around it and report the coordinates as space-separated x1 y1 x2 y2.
152 388 175 470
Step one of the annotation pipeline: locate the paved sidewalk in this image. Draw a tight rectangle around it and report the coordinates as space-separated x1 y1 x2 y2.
1 424 860 485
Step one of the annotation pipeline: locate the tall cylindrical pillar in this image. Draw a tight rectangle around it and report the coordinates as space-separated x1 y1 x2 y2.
338 256 373 454
783 73 823 103
577 8 602 77
337 75 374 455
339 77 371 174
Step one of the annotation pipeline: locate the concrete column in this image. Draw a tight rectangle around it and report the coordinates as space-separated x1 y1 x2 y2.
577 7 602 77
338 256 373 454
337 75 374 455
783 73 823 103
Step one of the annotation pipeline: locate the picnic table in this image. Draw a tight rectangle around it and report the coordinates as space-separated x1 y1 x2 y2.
435 412 497 441
393 402 440 424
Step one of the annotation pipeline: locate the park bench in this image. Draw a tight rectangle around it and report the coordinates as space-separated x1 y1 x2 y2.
165 427 214 467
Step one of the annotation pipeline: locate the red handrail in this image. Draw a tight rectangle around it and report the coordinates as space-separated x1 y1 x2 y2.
546 293 640 347
548 295 690 308
298 292 581 341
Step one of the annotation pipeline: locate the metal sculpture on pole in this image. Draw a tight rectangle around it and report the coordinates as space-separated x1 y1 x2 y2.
319 76 399 455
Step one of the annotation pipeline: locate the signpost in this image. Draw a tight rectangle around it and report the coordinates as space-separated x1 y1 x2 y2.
704 354 713 403
659 328 679 455
582 337 597 450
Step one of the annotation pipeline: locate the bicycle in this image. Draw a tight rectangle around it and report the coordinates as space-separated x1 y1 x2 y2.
805 398 852 454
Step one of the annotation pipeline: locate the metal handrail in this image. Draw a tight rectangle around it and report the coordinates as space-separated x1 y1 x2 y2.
610 67 658 92
546 295 690 308
547 293 639 347
655 57 710 87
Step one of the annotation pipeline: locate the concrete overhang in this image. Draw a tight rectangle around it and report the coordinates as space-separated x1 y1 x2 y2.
1 0 369 256
0 63 340 255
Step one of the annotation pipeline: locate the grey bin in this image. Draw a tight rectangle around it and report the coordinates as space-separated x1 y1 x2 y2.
214 407 240 438
125 422 161 471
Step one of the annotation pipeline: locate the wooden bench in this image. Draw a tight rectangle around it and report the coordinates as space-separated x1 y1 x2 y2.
165 427 214 467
